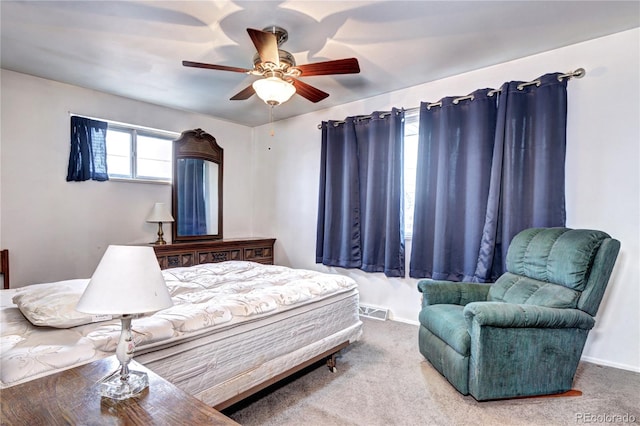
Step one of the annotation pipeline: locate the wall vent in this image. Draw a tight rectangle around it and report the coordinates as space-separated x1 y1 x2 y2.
359 304 389 321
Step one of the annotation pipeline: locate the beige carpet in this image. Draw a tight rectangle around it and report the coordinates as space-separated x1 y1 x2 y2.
225 317 640 425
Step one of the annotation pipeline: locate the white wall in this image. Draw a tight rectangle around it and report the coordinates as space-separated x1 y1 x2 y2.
252 29 640 371
1 29 637 372
0 70 254 287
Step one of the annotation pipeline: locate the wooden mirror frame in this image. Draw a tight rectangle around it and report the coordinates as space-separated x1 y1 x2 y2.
172 128 223 243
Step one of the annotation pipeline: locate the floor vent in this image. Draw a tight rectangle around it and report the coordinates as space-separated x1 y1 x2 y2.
359 305 389 321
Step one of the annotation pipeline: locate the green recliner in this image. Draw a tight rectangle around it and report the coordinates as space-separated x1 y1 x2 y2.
417 227 620 400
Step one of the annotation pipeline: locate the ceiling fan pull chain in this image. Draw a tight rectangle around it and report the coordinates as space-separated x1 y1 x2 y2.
269 106 275 137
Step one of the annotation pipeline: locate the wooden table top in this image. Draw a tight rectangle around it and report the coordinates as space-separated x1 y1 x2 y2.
0 356 239 425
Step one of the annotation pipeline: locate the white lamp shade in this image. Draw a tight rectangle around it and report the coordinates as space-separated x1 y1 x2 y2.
77 245 173 315
146 202 174 223
252 77 296 105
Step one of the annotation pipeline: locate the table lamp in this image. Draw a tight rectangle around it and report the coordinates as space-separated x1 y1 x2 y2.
76 245 173 400
146 202 174 245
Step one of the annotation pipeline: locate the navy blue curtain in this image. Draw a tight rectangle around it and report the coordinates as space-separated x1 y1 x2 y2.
66 116 108 182
410 89 497 280
475 73 568 281
177 158 207 235
316 118 361 268
316 109 405 277
411 73 568 281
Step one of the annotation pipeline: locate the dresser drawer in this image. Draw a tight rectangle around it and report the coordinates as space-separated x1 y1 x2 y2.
160 252 196 269
244 246 273 264
197 249 242 264
153 238 276 269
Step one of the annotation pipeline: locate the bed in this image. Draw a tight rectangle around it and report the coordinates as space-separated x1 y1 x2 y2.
0 261 362 409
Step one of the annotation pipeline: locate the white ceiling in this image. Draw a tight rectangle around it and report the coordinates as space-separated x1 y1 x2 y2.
1 1 638 127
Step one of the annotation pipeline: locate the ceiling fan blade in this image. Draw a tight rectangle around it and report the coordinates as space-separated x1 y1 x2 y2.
247 28 279 65
230 84 256 100
291 78 329 103
295 58 360 76
182 60 251 74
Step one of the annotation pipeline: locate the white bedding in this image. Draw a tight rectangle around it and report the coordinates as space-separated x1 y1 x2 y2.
1 261 359 389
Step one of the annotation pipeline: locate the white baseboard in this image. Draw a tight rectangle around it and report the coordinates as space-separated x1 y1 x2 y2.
580 355 640 373
387 316 419 326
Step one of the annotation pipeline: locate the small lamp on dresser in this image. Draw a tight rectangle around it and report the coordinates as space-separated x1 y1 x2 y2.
76 245 173 400
146 202 174 245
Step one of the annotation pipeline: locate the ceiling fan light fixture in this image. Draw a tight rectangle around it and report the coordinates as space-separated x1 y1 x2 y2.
183 27 360 104
252 77 296 106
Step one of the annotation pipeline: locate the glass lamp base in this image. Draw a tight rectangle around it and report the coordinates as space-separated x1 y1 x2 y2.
100 370 149 400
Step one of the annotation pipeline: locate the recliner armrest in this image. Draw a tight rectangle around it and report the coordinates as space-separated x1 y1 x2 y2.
417 281 491 307
463 302 595 330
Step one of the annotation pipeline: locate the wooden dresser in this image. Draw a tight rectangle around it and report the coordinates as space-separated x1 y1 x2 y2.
153 238 275 270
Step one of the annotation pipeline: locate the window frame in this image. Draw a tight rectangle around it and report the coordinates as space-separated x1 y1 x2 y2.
101 119 178 184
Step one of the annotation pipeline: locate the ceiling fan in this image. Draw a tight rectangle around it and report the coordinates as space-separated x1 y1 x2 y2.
182 26 360 106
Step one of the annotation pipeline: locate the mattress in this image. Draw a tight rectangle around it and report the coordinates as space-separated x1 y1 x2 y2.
1 261 362 399
139 289 361 407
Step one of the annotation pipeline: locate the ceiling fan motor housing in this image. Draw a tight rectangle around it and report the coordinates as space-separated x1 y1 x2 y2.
262 26 288 46
252 50 297 70
251 26 298 78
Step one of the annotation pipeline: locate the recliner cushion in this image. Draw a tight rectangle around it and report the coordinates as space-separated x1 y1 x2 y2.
488 272 581 308
418 305 470 356
506 228 609 291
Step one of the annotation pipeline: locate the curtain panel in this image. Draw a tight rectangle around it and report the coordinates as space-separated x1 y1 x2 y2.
475 73 568 281
411 73 568 281
316 109 405 277
410 89 497 281
66 116 109 182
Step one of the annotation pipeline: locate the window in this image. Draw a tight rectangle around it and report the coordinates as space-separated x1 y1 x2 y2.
105 124 176 182
404 109 419 238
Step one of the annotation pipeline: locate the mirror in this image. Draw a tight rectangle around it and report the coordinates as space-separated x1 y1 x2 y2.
172 128 223 242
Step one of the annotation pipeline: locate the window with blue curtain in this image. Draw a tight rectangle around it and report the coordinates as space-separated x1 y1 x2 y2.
410 73 568 281
66 116 109 182
316 109 405 277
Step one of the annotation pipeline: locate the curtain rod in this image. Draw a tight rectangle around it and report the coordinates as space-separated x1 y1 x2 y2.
317 68 585 129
